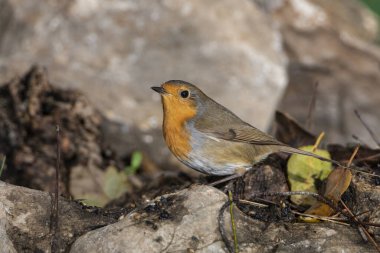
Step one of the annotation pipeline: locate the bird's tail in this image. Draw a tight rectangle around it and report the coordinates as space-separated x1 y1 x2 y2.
278 145 380 179
278 145 342 167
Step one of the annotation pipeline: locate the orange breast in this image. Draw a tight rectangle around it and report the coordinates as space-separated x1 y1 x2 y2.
162 97 196 160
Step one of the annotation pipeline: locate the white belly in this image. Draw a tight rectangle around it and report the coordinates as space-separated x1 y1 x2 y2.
182 153 252 175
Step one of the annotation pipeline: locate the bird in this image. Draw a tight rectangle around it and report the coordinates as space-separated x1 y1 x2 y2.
151 80 340 182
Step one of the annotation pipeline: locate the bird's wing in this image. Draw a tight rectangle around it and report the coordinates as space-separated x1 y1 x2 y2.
208 125 284 145
195 117 285 146
192 98 286 146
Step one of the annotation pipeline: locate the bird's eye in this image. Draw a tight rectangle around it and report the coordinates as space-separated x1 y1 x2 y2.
180 90 190 98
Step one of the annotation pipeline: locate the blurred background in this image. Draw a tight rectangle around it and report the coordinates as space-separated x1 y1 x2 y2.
0 0 379 204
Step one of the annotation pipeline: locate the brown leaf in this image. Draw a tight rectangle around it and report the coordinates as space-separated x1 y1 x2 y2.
275 111 316 147
323 168 352 201
303 167 352 221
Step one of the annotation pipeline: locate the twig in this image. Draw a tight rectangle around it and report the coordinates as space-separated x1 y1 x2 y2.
291 210 349 226
0 155 6 178
238 198 380 229
219 201 234 253
354 110 380 147
238 197 348 225
233 190 380 252
350 166 380 178
246 191 369 227
238 199 268 208
354 153 380 163
246 191 380 250
55 125 60 215
352 134 364 144
347 145 360 167
228 191 238 253
312 132 325 152
340 200 380 253
353 210 371 218
51 125 61 252
361 222 380 228
306 81 319 131
247 191 340 213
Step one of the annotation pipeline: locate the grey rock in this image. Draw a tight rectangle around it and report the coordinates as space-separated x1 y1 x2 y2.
70 184 375 253
0 180 377 252
0 0 288 165
255 0 380 145
254 0 379 41
70 185 229 253
0 181 117 252
0 203 16 253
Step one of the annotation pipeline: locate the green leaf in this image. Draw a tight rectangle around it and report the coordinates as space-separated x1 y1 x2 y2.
103 166 129 199
78 194 109 207
125 151 143 175
287 146 332 206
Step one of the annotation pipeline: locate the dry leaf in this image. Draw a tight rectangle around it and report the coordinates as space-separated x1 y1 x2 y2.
301 167 352 222
275 111 316 147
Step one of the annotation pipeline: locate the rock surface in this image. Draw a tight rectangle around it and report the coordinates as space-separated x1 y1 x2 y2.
0 0 288 165
1 0 379 159
0 180 377 252
0 181 118 252
255 0 380 145
71 184 375 253
70 185 228 252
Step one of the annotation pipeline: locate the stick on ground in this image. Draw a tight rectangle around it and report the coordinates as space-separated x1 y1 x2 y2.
51 124 61 252
354 110 380 147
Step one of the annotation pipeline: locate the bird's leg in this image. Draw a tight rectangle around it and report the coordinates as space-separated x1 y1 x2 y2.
208 174 242 186
208 168 247 187
233 176 245 201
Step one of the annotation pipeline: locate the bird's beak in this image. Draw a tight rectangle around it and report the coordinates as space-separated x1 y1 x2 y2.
151 86 166 94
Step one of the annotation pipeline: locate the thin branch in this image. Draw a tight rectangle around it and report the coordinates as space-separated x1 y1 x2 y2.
238 198 380 229
238 198 348 225
233 191 380 252
353 210 371 218
291 210 349 226
240 196 380 226
238 199 268 208
228 191 239 253
312 132 325 152
219 201 235 253
354 110 380 147
352 134 364 144
306 81 319 131
51 124 61 252
340 200 380 253
347 145 360 166
354 153 380 163
55 124 60 214
246 191 371 227
348 165 380 179
361 222 380 228
247 191 340 213
0 155 6 177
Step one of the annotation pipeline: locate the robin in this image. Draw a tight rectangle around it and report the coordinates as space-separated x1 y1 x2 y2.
152 80 340 182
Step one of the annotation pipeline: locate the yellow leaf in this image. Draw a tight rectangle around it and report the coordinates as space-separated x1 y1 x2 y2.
287 146 332 206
